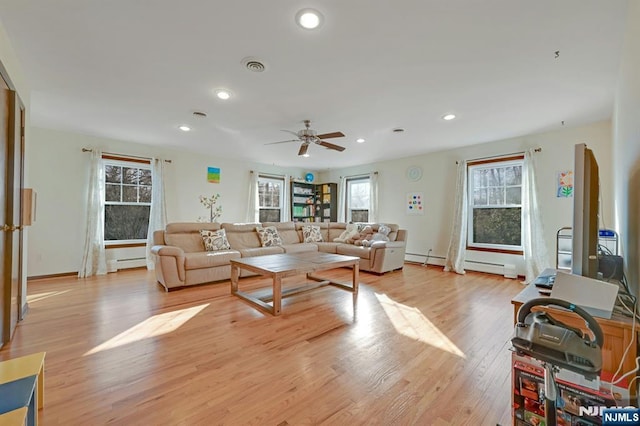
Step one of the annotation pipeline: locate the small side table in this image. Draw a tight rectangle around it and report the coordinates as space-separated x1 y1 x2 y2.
0 352 46 425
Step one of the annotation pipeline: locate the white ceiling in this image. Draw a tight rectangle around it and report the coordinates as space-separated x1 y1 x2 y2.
0 1 629 170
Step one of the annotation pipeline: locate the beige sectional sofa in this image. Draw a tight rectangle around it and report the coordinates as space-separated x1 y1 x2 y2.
151 221 408 291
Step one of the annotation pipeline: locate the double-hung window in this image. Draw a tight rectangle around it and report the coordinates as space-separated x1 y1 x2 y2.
467 157 523 253
258 175 284 222
346 176 370 223
104 158 152 243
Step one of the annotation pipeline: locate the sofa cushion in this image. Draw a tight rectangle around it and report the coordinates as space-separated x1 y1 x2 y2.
315 242 340 254
238 246 285 258
184 250 241 269
256 226 283 247
222 223 262 250
200 229 231 251
336 244 371 260
302 225 323 242
164 222 221 253
282 243 318 253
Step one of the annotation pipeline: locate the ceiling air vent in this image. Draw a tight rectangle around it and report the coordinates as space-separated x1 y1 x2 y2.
242 57 267 73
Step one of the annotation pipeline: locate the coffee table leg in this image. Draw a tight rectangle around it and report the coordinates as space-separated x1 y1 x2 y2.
352 263 359 298
273 275 282 315
231 264 239 294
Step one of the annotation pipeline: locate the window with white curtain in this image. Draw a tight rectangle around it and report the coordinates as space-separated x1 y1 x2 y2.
258 175 284 222
103 158 152 243
467 156 524 253
346 176 370 222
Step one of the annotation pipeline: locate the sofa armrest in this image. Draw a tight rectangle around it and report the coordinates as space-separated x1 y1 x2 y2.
368 240 406 273
151 245 184 257
151 245 186 289
369 240 405 249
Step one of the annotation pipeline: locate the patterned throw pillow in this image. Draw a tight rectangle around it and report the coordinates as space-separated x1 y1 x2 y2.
200 229 231 251
302 225 323 242
256 226 283 247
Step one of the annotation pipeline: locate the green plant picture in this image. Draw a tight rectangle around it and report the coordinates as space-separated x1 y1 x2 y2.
557 170 573 198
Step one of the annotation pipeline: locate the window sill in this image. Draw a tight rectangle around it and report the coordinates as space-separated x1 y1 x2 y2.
105 242 146 249
466 246 523 256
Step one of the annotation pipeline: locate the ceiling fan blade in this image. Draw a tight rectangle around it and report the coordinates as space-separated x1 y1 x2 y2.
316 131 345 139
265 139 299 145
318 140 346 152
298 143 310 156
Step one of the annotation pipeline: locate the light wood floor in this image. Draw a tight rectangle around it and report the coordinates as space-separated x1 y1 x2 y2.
1 264 523 425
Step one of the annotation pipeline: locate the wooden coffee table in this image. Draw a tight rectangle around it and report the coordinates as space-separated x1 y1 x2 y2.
230 252 360 316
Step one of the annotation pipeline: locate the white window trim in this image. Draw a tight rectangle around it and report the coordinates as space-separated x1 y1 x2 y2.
346 175 370 223
103 158 152 244
258 175 285 222
466 158 524 252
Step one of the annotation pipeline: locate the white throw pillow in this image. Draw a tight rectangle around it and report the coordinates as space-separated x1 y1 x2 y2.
302 225 323 243
256 226 283 247
200 229 231 251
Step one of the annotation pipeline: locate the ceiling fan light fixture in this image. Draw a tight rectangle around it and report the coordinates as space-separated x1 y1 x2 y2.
296 9 323 30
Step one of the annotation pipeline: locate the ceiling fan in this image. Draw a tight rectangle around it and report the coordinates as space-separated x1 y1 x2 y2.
265 120 346 156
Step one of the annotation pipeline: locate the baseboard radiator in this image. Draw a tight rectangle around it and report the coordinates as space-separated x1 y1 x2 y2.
405 253 517 279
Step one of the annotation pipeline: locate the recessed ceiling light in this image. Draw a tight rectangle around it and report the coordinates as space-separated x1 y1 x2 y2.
356 138 365 143
215 89 232 100
178 125 191 132
442 114 456 121
296 9 323 30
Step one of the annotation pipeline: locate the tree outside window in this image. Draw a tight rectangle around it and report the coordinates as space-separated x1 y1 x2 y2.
467 158 523 253
104 160 152 242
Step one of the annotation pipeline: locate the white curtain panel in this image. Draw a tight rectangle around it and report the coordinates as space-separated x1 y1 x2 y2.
246 171 259 223
337 176 346 222
369 172 379 223
79 149 107 278
282 175 291 222
522 148 552 282
146 158 168 270
443 160 468 275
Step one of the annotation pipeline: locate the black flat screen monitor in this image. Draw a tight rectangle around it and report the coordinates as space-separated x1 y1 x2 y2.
571 143 600 279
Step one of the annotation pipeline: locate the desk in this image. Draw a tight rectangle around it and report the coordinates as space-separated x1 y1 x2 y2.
512 283 638 393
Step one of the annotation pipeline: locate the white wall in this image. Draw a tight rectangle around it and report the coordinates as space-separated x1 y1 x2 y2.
613 1 640 296
26 127 310 276
320 121 613 277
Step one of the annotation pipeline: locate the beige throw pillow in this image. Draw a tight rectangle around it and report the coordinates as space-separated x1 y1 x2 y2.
200 229 231 251
256 226 283 247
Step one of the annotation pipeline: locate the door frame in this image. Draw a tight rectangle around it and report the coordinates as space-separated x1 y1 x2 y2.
0 59 27 345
